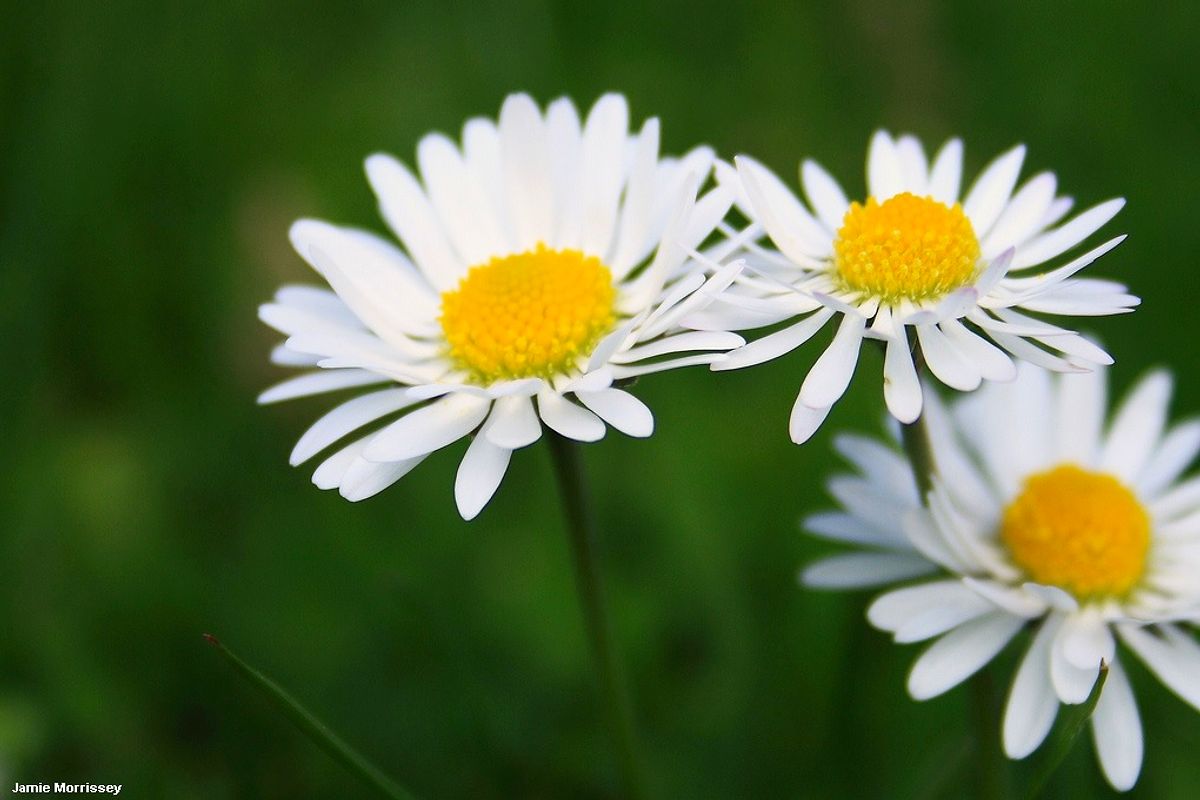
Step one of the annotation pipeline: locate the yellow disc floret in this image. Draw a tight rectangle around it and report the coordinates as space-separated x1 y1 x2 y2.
834 192 980 302
439 245 617 383
1001 465 1150 600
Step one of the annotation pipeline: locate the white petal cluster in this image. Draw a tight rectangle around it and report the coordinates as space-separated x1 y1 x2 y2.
708 131 1136 442
803 365 1200 791
260 94 742 518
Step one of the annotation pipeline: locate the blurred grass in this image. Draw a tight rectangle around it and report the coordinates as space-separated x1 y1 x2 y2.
1 1 1199 797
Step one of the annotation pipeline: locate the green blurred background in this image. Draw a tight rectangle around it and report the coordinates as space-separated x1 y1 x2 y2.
2 1 1198 797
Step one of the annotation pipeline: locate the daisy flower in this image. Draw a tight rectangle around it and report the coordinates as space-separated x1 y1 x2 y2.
705 131 1137 443
801 363 1200 791
259 93 742 519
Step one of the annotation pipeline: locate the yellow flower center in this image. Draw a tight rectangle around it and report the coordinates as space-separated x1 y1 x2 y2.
439 245 617 383
1001 465 1150 600
834 192 980 302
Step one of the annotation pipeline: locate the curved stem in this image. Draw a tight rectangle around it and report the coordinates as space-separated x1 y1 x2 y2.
900 413 936 499
204 634 417 800
547 432 649 800
897 348 1004 799
971 668 1007 800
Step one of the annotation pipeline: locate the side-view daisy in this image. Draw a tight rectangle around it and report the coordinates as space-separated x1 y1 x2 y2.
801 363 1200 791
259 93 742 519
703 130 1137 443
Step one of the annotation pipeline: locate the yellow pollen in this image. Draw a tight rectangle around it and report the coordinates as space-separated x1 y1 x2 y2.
834 192 980 302
439 244 617 383
1001 465 1150 600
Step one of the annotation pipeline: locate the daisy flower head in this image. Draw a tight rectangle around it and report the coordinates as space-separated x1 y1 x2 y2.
802 364 1200 791
707 130 1138 443
259 93 742 519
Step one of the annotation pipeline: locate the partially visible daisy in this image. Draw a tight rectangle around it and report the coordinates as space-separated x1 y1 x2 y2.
801 364 1200 791
704 131 1137 443
260 93 742 519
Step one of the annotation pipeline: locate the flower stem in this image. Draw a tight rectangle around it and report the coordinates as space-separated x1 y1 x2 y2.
203 634 418 800
898 379 1004 799
971 668 1007 800
900 413 936 498
1022 663 1109 799
546 432 649 800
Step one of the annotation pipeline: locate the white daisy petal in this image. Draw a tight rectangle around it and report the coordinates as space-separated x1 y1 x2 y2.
917 324 982 392
1051 621 1104 704
610 354 724 379
1054 367 1108 465
258 369 387 405
833 433 917 502
799 313 866 409
289 220 440 341
340 453 427 502
576 388 654 438
1137 421 1200 498
927 138 963 204
907 612 1024 700
963 144 1025 237
290 388 419 465
272 284 363 327
1003 614 1064 759
312 436 370 490
499 93 554 249
1012 199 1126 270
536 390 606 443
981 172 1056 257
712 309 834 371
883 333 923 423
804 511 907 548
364 153 465 291
615 330 744 363
271 343 321 367
578 93 630 258
454 434 512 521
1058 608 1116 671
986 330 1088 374
895 135 929 194
1152 474 1200 523
889 590 994 643
483 395 542 449
866 130 905 199
1033 331 1112 367
867 580 980 632
736 155 833 259
801 159 851 230
801 552 935 589
1099 370 1173 481
610 117 662 277
546 97 584 248
789 397 832 445
962 578 1048 618
417 132 511 264
363 393 491 462
1042 196 1074 229
1119 625 1200 713
461 117 505 215
938 318 1016 382
1091 658 1142 792
1022 583 1079 614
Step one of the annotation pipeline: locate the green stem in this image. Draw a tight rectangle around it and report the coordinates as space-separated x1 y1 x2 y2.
546 432 649 800
971 669 1006 800
204 634 418 800
1022 663 1109 800
900 412 936 499
897 357 1005 799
